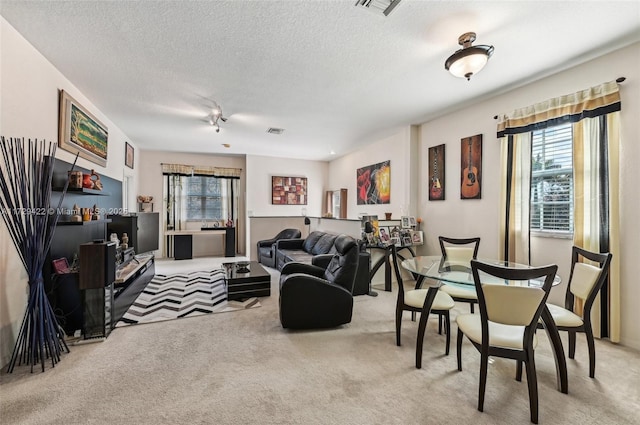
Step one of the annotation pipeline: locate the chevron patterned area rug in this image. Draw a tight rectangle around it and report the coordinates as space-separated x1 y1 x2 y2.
115 269 261 327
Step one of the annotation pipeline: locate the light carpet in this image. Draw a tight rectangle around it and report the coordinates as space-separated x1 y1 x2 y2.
1 261 638 425
116 269 260 327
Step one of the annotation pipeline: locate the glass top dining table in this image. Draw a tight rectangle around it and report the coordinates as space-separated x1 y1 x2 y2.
399 255 568 394
401 255 562 289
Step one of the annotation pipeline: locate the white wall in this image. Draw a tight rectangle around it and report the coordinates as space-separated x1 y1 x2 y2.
417 42 640 349
328 126 417 221
0 18 141 366
245 154 328 217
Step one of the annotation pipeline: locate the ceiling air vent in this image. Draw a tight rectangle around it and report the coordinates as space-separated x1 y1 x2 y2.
354 0 402 17
267 127 285 135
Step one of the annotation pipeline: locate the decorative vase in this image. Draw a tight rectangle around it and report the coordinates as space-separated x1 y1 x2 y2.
385 212 392 220
82 173 93 189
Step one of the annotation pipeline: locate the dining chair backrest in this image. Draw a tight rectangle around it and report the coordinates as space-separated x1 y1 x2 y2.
482 285 547 326
471 260 557 329
566 246 612 314
445 247 475 264
439 236 480 262
570 263 603 300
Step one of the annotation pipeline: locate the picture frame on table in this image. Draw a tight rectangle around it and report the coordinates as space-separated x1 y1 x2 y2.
378 226 391 244
390 236 401 246
401 216 411 228
402 236 413 246
125 142 134 169
410 230 423 244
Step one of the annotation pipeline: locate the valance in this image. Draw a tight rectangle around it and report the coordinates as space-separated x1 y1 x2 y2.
496 80 621 137
161 163 242 178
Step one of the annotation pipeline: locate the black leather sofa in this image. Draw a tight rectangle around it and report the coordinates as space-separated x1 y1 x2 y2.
274 230 371 296
279 234 359 329
257 228 302 268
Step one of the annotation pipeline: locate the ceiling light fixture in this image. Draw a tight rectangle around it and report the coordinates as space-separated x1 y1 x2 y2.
208 101 227 133
444 32 494 81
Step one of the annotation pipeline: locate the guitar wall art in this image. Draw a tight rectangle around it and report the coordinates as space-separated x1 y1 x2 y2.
460 134 482 199
428 144 445 201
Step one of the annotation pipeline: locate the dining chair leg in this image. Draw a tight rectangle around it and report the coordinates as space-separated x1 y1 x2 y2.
438 314 443 335
444 312 450 355
525 350 539 424
585 326 596 378
478 350 489 412
411 312 416 321
470 302 475 313
568 331 576 359
395 304 403 346
456 329 464 371
516 360 523 381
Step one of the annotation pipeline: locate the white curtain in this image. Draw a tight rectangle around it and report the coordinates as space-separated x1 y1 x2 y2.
499 133 531 264
497 80 621 341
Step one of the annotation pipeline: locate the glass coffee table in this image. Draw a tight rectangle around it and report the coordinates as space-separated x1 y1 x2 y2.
222 261 271 301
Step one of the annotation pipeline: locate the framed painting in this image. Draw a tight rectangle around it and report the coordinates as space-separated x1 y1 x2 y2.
58 90 108 166
125 142 134 169
356 160 390 205
428 144 445 201
461 134 482 199
272 176 307 205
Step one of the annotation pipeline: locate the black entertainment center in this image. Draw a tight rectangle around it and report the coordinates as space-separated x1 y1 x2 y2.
46 158 157 339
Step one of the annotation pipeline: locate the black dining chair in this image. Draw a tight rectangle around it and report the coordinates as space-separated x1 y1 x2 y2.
456 260 557 424
390 245 454 355
542 246 612 378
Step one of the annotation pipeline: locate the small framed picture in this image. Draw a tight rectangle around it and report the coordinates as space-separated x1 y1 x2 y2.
125 142 134 169
401 216 411 228
411 230 423 244
378 226 391 244
402 236 412 246
390 236 401 246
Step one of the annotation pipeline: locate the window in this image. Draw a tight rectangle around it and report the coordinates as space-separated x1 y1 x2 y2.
185 176 223 220
530 123 573 234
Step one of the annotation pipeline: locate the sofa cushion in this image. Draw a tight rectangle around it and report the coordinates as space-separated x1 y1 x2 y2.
302 231 324 253
311 233 337 255
280 249 314 265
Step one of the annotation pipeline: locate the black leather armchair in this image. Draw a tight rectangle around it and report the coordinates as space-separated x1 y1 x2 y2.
257 228 302 268
279 234 359 329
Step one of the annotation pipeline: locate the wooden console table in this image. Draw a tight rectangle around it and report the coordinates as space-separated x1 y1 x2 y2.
367 244 417 291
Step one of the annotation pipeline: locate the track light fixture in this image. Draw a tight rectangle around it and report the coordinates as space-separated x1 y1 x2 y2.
444 32 494 80
208 101 227 132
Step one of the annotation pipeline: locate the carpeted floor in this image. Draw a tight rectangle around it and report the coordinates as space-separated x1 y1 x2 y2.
116 269 260 327
1 257 639 424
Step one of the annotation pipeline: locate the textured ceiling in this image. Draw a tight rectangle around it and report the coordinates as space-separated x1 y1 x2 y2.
1 1 639 161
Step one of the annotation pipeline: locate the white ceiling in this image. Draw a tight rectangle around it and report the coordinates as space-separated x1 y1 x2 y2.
1 1 639 161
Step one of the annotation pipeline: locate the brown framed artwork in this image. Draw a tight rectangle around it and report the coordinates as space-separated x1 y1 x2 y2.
272 176 307 205
356 160 390 204
125 142 134 169
461 134 482 199
428 144 445 201
58 90 108 166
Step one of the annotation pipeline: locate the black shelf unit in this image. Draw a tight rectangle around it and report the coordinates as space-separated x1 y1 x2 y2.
52 187 111 196
58 219 112 226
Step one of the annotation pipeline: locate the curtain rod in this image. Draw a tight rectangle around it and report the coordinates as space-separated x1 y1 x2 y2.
493 77 626 119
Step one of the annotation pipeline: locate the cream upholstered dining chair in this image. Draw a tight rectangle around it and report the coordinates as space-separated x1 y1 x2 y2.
438 236 480 312
456 260 557 424
390 245 455 355
543 246 612 378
